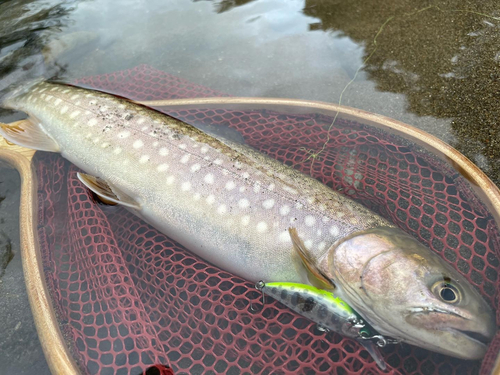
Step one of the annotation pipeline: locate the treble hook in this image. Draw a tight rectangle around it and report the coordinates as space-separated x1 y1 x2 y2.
249 280 266 312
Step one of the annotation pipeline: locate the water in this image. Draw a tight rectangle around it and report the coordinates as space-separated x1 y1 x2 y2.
0 0 499 373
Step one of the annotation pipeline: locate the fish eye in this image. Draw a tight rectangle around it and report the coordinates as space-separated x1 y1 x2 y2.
431 280 461 304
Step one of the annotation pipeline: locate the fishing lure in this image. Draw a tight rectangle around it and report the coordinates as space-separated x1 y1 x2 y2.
255 280 398 370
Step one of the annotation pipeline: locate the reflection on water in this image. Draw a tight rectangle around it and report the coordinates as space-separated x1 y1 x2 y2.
0 0 81 109
196 0 256 14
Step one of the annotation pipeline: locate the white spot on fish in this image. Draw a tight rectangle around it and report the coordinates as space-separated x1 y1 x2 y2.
206 195 215 205
213 159 223 165
317 229 322 236
62 89 70 94
241 215 250 226
71 94 80 100
181 181 191 191
69 110 80 119
159 148 168 156
141 126 148 131
322 216 330 223
113 147 122 155
99 106 109 113
242 172 249 179
180 154 190 164
253 182 261 193
88 118 98 127
304 239 313 249
262 199 275 209
193 193 201 201
305 216 316 227
280 205 290 216
330 226 340 237
139 155 149 164
179 144 187 149
295 202 304 210
268 183 275 191
118 104 126 110
204 174 214 184
101 142 110 148
166 176 175 185
39 88 47 93
157 163 169 172
60 106 68 114
239 186 246 193
152 141 159 147
238 198 250 209
279 231 290 243
191 164 201 173
256 221 268 233
318 242 326 251
201 146 208 154
118 130 130 138
137 118 146 124
225 181 236 191
217 205 227 214
133 140 144 149
54 98 62 106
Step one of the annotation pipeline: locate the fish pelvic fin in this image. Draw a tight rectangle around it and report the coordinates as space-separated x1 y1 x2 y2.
77 173 141 209
0 118 59 152
288 227 335 291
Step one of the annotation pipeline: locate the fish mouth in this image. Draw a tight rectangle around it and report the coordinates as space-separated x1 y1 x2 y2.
451 329 490 346
406 307 493 350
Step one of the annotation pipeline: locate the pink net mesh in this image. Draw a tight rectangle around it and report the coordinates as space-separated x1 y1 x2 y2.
34 65 499 374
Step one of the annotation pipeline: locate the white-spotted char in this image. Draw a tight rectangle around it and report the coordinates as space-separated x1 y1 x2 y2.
0 81 495 361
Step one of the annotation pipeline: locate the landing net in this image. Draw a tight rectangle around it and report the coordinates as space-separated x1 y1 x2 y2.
34 65 499 374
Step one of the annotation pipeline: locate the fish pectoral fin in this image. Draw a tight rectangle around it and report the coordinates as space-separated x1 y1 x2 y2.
77 173 141 209
288 227 335 291
0 118 59 152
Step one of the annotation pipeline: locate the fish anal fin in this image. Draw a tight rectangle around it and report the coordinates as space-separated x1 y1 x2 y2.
0 118 59 152
289 227 335 291
77 173 140 209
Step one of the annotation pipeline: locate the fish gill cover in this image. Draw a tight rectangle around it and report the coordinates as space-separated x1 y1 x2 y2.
35 65 499 374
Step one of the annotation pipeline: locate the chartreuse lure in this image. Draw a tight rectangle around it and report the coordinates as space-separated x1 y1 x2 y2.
255 280 394 371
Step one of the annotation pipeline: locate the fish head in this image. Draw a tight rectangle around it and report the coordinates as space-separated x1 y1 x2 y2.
327 227 496 360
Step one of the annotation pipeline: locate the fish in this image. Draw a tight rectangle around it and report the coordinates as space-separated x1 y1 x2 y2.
255 280 389 370
0 80 495 361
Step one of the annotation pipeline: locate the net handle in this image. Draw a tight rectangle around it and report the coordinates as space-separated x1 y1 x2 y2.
0 144 80 374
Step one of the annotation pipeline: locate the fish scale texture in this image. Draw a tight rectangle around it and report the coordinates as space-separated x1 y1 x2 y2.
33 64 499 375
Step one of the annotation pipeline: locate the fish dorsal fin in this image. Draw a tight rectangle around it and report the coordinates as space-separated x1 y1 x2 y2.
288 227 335 291
77 173 141 209
0 118 59 152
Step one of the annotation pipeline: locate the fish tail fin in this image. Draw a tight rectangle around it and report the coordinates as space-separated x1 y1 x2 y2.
0 118 59 152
